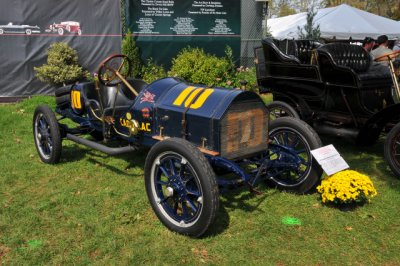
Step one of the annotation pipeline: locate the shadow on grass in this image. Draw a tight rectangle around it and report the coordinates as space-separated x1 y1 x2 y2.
203 204 230 237
59 145 87 163
203 183 279 237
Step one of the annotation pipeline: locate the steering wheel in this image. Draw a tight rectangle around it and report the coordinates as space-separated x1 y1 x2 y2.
374 50 400 62
97 54 131 86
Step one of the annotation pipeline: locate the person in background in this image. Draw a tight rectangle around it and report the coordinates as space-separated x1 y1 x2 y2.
362 37 375 52
393 38 400 52
371 35 392 61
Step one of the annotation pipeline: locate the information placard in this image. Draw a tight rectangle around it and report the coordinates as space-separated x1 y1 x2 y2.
311 145 349 176
125 0 241 67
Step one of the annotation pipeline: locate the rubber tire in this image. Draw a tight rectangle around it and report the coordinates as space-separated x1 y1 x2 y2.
268 117 323 193
266 101 300 120
33 105 62 164
56 94 71 108
384 123 400 178
55 85 72 97
58 28 64 35
144 138 219 237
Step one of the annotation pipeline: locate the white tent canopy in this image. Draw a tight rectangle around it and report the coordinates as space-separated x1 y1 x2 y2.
268 4 400 40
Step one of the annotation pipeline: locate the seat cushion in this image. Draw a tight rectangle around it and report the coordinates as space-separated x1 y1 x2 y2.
317 43 371 73
357 63 392 88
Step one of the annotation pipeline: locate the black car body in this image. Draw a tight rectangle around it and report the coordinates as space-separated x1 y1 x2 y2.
255 38 399 144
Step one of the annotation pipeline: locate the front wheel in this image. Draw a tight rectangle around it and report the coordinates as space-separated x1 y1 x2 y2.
33 105 62 164
267 117 323 193
384 123 400 178
144 138 219 237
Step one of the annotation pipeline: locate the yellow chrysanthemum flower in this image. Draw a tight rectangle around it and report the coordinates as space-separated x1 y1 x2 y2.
316 170 377 205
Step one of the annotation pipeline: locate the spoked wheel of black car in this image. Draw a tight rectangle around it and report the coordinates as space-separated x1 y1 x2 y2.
33 105 62 164
144 138 219 237
266 101 300 121
384 123 400 178
266 117 322 193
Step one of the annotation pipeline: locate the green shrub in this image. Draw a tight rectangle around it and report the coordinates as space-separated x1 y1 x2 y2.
227 67 258 92
169 47 233 87
142 58 167 83
34 42 88 86
122 30 143 78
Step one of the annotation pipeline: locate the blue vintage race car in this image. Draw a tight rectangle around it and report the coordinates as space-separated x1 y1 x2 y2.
33 54 322 237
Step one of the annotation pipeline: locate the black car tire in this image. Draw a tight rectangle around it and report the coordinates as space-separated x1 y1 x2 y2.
25 29 32 35
33 105 62 164
55 85 72 97
266 101 300 120
55 94 71 108
144 138 219 237
58 28 64 35
268 117 323 193
384 123 400 178
0 29 4 34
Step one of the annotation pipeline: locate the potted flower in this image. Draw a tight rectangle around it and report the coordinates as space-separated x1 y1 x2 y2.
317 170 377 210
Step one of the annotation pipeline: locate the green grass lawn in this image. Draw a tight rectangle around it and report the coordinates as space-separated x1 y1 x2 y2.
1 96 399 265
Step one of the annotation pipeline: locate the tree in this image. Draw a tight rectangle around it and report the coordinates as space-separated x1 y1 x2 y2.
121 29 143 78
34 42 88 86
297 8 321 40
323 0 400 20
279 2 297 17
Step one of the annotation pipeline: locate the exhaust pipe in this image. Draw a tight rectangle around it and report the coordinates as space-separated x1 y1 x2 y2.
66 133 137 155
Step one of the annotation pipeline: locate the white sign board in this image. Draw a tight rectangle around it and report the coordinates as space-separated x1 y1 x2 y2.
311 144 349 176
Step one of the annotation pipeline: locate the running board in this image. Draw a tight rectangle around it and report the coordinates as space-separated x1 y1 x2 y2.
66 133 137 155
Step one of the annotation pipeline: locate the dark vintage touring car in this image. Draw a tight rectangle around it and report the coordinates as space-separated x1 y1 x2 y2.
33 54 323 237
255 38 400 178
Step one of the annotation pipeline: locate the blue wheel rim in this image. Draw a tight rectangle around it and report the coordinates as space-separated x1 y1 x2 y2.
268 128 312 186
151 152 203 226
34 113 54 159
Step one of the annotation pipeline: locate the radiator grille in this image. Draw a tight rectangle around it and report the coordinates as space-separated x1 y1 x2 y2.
220 100 268 159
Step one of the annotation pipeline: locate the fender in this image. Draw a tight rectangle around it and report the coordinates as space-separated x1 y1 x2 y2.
273 91 314 121
357 103 400 145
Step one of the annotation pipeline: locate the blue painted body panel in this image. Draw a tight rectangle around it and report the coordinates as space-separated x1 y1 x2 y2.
58 77 266 154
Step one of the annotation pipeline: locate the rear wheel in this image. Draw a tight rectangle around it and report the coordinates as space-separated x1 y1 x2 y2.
144 138 219 237
266 101 300 120
58 28 64 35
55 85 72 108
384 123 400 178
33 105 62 164
266 117 322 193
55 94 71 108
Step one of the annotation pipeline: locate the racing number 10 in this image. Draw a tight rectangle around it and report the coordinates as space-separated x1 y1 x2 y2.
173 86 214 109
71 90 82 109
